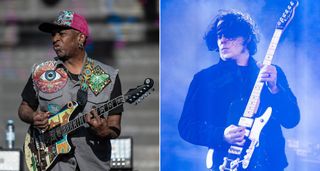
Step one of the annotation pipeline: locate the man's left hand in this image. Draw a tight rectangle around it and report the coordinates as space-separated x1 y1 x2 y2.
85 107 109 137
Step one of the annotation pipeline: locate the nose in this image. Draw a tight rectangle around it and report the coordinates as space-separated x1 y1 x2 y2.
51 32 59 43
219 36 229 44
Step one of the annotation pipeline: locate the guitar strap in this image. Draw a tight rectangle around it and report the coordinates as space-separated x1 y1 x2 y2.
76 57 94 111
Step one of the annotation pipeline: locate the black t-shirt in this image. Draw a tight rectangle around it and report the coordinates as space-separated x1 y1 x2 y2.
21 73 123 115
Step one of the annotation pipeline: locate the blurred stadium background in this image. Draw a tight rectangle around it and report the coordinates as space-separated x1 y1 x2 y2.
0 0 159 171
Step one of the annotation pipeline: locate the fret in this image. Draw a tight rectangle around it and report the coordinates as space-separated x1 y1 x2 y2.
75 118 79 128
79 115 85 125
98 106 105 115
74 118 79 128
55 127 62 138
67 124 71 132
49 95 126 142
263 29 282 66
74 119 78 129
117 96 124 104
107 101 113 110
61 125 67 135
242 29 282 119
112 99 118 107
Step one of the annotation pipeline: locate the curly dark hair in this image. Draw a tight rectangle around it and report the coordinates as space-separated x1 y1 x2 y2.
204 10 260 55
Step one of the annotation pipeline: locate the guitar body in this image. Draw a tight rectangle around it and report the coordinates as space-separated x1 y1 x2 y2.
207 99 272 170
24 101 78 171
23 78 154 171
222 99 272 170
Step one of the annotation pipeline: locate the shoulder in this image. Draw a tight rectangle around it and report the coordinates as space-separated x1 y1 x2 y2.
32 60 58 72
90 58 119 75
193 64 221 81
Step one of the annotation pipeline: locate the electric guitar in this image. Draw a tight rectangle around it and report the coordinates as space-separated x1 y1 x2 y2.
206 1 299 170
24 78 154 171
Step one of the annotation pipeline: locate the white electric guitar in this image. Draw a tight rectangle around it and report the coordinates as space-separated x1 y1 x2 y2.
206 1 299 170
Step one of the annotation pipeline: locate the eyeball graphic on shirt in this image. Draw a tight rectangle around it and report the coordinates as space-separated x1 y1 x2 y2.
33 61 68 93
40 70 61 81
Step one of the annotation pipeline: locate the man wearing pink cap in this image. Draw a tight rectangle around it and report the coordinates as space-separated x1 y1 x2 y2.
18 10 123 171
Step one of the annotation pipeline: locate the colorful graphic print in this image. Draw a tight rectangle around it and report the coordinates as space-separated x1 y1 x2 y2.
33 61 68 93
88 65 111 96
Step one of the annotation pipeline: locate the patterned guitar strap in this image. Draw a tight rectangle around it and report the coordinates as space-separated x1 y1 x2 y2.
76 57 94 111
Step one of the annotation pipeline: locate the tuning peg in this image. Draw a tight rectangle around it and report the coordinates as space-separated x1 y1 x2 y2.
145 78 151 84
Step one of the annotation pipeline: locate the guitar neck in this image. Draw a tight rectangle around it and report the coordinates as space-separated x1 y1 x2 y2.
59 95 125 135
242 29 283 118
262 29 283 65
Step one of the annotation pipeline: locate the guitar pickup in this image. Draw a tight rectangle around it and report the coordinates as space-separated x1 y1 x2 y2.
228 146 243 155
238 117 254 128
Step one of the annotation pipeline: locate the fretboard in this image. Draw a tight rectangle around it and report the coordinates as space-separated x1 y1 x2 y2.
44 95 125 143
242 29 283 118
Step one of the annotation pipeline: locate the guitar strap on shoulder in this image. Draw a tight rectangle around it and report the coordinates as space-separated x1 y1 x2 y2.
77 57 94 111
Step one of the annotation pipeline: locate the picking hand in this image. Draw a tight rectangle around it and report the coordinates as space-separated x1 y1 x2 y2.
33 111 50 130
224 124 246 146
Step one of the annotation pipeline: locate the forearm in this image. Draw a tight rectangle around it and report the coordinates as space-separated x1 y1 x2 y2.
269 88 300 128
178 117 226 148
98 125 121 139
90 114 122 139
18 101 35 124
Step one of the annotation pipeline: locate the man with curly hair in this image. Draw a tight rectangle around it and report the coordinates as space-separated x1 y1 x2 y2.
178 10 300 171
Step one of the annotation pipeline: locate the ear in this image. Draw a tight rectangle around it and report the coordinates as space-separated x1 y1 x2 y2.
244 36 251 45
78 33 86 45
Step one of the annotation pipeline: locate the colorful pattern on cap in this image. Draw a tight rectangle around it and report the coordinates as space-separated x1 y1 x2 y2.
55 10 74 27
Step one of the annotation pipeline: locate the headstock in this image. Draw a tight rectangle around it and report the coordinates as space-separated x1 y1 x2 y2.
125 78 154 105
276 0 299 30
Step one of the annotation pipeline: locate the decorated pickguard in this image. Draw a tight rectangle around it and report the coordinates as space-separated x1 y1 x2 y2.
48 101 77 154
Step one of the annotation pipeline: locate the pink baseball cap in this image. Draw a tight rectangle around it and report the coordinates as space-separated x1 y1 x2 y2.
39 10 89 37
